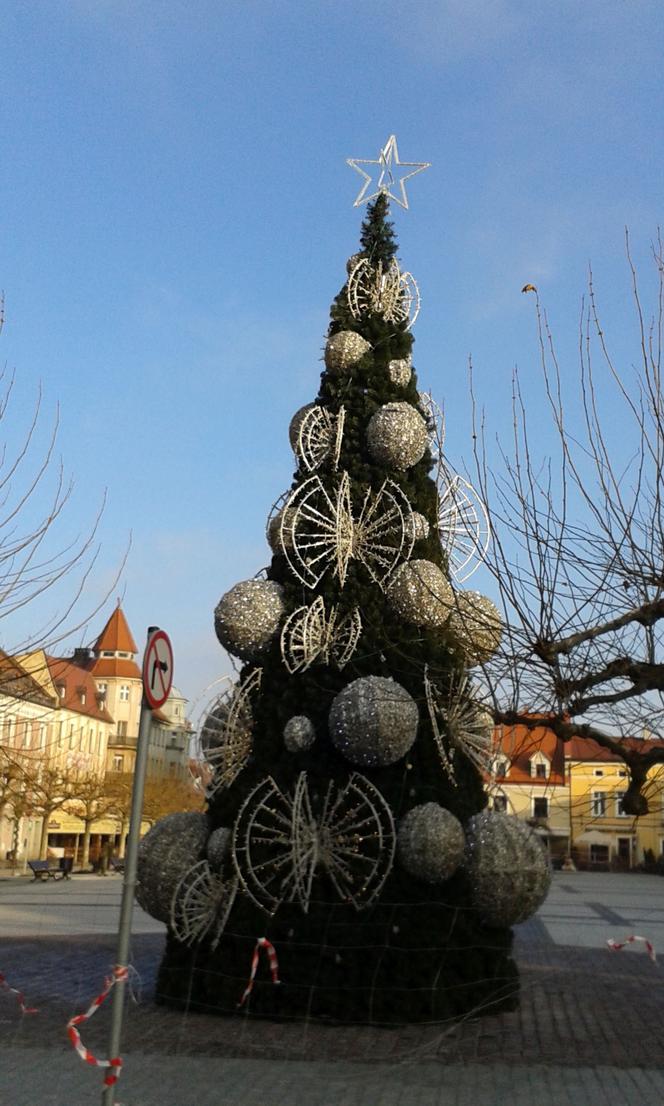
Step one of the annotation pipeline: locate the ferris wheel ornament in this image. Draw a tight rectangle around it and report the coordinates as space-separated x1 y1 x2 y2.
347 135 430 209
437 468 490 583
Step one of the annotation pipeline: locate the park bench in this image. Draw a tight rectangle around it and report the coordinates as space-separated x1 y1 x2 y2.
28 859 64 882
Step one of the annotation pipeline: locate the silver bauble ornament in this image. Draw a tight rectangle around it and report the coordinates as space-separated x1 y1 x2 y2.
136 812 208 922
366 402 428 471
447 591 502 665
409 512 430 542
324 331 371 373
329 675 418 767
387 358 412 387
288 403 315 450
214 579 285 661
464 811 552 927
398 803 465 883
283 715 317 752
386 559 453 627
206 827 231 870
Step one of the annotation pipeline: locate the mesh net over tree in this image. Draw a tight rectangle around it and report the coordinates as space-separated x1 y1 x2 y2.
138 194 550 1024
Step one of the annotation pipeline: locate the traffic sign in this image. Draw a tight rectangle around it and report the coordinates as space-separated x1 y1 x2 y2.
142 628 174 709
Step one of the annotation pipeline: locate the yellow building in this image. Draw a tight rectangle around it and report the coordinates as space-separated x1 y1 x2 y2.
565 736 664 870
492 724 664 870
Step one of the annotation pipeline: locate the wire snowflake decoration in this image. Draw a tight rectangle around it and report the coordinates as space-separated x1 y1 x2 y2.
280 596 362 674
231 771 396 915
424 666 494 783
437 468 491 583
279 472 414 589
295 405 345 472
347 258 421 329
170 860 238 950
199 668 262 796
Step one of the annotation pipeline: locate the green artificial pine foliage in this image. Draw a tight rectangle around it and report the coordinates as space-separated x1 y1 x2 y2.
153 197 524 1025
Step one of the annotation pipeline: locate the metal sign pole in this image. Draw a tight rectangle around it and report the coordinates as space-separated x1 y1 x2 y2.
101 627 158 1106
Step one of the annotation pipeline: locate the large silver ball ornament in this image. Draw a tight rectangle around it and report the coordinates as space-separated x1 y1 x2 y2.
387 358 412 387
464 811 551 927
214 579 285 661
447 591 502 665
288 404 315 450
136 812 209 922
324 331 371 373
366 402 428 471
386 559 454 627
283 715 317 752
398 803 465 883
206 827 232 870
329 675 419 767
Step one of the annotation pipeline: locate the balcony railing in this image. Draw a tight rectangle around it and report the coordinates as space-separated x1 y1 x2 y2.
107 735 138 748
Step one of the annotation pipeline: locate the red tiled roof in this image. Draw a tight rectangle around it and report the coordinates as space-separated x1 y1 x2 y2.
45 657 115 723
493 722 566 784
565 735 664 762
87 657 142 680
92 606 138 655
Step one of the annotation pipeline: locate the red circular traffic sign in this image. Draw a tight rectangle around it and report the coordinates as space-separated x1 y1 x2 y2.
142 628 174 709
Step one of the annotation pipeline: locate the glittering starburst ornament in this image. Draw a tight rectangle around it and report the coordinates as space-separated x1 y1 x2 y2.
347 258 421 328
200 669 262 796
347 134 430 210
280 472 414 589
294 405 346 472
424 667 494 784
170 860 238 950
280 595 362 674
231 772 395 915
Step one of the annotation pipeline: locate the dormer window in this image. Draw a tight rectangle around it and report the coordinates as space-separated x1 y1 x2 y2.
77 686 86 705
529 753 550 780
58 684 66 699
492 756 510 779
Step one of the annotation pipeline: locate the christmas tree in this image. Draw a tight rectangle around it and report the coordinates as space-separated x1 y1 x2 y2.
137 143 550 1024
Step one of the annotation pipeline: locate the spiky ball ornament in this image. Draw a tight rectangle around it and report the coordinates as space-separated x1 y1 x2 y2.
324 330 371 373
288 404 316 449
214 579 285 661
366 402 428 471
398 803 465 883
409 512 430 542
386 559 454 627
464 811 551 927
329 675 419 767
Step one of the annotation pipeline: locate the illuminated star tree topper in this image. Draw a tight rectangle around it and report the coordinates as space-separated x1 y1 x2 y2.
347 135 430 210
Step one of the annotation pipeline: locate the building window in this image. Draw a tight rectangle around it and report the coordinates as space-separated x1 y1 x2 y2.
618 770 627 778
102 651 114 657
117 721 128 738
97 683 107 697
112 754 124 772
591 791 607 817
590 843 609 866
530 756 549 779
533 797 548 819
58 684 66 698
119 685 130 702
615 792 629 817
593 769 604 777
493 794 508 813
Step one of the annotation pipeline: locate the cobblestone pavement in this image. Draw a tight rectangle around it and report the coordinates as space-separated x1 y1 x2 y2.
1 872 663 1105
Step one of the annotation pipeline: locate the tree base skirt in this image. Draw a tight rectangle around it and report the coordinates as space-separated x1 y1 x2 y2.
154 899 519 1025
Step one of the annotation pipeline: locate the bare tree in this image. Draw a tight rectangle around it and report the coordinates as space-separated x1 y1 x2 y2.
21 760 77 858
63 771 119 869
472 232 664 813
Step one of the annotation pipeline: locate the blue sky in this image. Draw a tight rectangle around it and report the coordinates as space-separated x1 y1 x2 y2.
1 1 662 718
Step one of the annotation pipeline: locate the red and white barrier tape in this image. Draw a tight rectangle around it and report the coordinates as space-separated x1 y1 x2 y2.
238 937 281 1007
607 935 657 963
0 972 38 1015
66 965 128 1087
